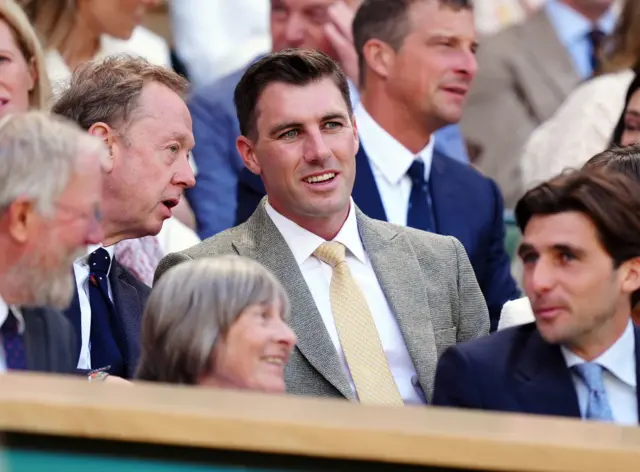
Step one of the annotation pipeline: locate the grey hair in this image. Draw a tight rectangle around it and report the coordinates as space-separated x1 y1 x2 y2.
0 111 107 217
136 256 291 385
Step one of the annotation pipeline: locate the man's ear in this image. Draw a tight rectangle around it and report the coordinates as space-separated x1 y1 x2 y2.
88 122 115 173
6 198 37 244
362 39 396 81
621 257 640 297
236 136 261 175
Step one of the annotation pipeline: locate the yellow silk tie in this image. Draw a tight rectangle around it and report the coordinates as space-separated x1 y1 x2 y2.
314 241 403 405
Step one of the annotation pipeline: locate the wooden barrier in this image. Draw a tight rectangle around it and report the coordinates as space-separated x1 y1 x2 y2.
0 372 639 471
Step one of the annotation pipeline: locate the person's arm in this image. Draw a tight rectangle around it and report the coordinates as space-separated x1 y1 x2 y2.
452 238 490 342
154 251 194 285
480 180 521 331
186 91 241 239
432 345 483 408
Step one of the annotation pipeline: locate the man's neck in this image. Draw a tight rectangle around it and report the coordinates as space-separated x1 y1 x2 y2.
564 314 630 362
360 89 434 155
559 0 611 22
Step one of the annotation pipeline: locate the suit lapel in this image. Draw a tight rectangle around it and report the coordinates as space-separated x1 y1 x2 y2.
429 152 465 239
521 10 580 102
21 308 48 372
356 209 439 401
514 329 581 418
232 203 354 399
110 261 143 378
62 284 82 363
352 146 387 221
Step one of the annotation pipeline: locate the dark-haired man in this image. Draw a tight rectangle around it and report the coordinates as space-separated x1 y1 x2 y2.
349 0 518 330
157 49 489 405
433 169 640 425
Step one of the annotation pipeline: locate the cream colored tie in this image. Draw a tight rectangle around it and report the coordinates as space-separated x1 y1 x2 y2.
314 241 403 405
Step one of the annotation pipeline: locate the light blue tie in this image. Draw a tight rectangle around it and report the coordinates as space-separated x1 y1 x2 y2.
572 363 614 421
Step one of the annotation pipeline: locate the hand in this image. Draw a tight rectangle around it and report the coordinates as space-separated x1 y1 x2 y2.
324 1 359 86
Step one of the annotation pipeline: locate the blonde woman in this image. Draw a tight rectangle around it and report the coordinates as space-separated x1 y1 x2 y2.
0 0 49 115
137 256 296 392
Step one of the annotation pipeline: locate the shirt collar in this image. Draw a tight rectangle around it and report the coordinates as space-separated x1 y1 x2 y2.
264 199 366 265
355 102 434 186
545 0 617 46
0 294 25 335
74 244 116 275
561 320 636 388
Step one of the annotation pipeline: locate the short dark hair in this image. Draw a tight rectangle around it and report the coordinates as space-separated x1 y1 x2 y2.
515 169 640 306
353 0 473 86
233 49 353 139
583 145 640 179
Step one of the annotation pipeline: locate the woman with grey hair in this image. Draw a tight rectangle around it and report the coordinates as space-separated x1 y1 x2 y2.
136 256 296 393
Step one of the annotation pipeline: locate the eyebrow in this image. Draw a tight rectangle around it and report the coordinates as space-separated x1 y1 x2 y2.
517 242 586 258
625 110 640 119
267 112 350 137
164 131 195 147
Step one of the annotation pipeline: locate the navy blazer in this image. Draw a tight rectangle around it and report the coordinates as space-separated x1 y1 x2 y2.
432 322 640 421
64 258 150 379
352 147 518 330
235 147 518 330
23 307 77 374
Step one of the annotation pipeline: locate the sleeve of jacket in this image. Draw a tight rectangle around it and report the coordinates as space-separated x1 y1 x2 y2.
154 251 195 284
482 179 520 332
453 237 490 342
432 344 483 408
185 90 240 239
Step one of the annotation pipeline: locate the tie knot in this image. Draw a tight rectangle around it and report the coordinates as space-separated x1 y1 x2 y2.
2 311 19 336
89 248 111 275
573 363 607 393
314 241 346 267
407 159 426 185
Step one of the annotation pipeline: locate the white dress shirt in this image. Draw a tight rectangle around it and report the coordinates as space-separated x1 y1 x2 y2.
355 103 434 227
72 245 116 370
0 295 25 373
265 200 425 404
561 321 638 426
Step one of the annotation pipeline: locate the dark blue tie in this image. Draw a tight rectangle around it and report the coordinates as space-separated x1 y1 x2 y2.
88 248 124 376
588 28 605 73
2 309 27 370
407 160 435 232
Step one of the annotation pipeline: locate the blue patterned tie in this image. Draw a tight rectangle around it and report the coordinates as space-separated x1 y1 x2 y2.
2 309 27 370
572 363 614 421
88 248 124 376
407 160 435 232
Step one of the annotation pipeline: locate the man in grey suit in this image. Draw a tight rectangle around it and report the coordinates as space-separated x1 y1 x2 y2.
156 49 490 405
460 0 616 207
0 112 106 374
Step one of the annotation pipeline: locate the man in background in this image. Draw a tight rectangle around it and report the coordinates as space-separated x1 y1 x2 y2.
0 112 105 374
336 0 517 329
52 55 196 379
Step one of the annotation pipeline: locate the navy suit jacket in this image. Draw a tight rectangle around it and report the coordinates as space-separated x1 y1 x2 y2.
432 322 640 421
23 307 77 374
64 258 150 379
236 147 518 330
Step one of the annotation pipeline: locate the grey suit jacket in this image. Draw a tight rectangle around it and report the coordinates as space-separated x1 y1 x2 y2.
23 307 77 374
460 8 581 208
155 200 490 401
